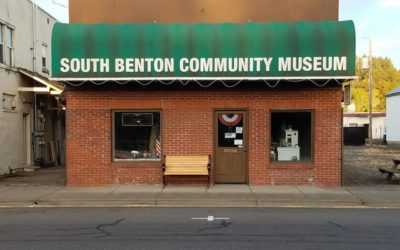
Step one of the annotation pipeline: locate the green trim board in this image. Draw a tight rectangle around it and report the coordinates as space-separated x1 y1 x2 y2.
51 21 356 80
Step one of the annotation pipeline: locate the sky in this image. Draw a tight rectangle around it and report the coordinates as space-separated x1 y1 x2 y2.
340 0 400 69
35 0 68 23
35 0 400 69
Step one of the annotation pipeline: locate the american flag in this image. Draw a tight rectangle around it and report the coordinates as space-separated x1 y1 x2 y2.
155 136 161 158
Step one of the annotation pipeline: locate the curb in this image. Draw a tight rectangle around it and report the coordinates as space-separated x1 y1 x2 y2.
1 199 400 209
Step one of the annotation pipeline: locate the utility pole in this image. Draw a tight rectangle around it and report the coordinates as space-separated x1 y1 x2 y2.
368 38 373 146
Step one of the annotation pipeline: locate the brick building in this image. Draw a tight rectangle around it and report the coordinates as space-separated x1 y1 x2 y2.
54 0 356 186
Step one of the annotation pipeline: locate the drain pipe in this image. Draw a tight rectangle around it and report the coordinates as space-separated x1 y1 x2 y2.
32 0 39 165
32 0 36 73
32 0 37 131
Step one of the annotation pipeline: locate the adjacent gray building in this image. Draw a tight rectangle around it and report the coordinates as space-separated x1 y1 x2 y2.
0 0 65 175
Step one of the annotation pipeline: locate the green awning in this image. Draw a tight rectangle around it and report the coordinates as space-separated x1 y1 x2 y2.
51 21 356 80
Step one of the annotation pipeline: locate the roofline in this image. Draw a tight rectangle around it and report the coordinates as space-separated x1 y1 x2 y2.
386 92 400 97
28 0 61 23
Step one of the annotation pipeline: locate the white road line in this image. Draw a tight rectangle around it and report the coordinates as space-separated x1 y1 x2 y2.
191 215 230 221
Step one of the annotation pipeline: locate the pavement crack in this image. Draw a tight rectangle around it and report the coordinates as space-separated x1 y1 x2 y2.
94 218 125 239
328 221 349 231
198 220 233 233
344 188 365 205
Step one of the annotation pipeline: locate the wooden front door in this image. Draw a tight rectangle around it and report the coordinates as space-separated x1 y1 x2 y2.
214 110 247 183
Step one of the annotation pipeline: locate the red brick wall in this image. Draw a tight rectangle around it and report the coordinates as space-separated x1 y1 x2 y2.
66 86 342 186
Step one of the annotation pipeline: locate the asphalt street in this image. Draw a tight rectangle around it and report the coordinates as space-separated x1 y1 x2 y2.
1 207 400 250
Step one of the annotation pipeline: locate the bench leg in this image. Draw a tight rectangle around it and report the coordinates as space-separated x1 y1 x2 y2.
386 173 394 183
385 162 400 183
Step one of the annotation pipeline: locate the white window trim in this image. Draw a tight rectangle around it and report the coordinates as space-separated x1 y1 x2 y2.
0 23 4 65
41 43 48 72
0 21 15 68
5 26 14 67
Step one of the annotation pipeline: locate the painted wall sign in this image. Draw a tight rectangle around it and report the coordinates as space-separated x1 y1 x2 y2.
51 21 356 80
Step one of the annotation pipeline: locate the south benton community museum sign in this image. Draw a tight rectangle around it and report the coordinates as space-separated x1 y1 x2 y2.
51 21 356 80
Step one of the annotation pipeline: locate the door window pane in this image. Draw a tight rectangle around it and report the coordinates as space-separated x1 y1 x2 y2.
114 111 161 160
218 113 244 148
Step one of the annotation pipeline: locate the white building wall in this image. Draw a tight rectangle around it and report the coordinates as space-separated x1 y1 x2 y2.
0 71 34 174
0 0 57 175
343 116 386 139
35 6 57 77
0 0 34 70
386 95 400 143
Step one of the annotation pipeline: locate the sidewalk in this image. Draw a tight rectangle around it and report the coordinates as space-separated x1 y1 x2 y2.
1 184 400 208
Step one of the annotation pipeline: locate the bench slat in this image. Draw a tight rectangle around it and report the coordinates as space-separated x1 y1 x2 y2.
165 170 209 175
165 167 208 171
166 159 209 163
165 165 208 169
165 167 208 170
166 157 208 165
166 161 209 165
167 163 208 167
166 156 209 159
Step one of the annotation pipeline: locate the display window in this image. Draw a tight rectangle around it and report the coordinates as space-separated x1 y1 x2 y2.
113 111 161 161
270 111 313 162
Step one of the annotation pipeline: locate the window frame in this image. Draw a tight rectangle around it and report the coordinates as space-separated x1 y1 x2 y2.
0 23 4 65
112 109 162 162
5 26 14 66
2 93 17 112
41 43 47 68
269 109 315 163
41 43 49 73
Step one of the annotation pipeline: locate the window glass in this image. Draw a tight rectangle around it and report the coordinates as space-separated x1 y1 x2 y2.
218 113 244 148
6 27 12 48
114 111 161 160
0 25 3 64
42 44 47 68
5 27 13 65
270 111 312 162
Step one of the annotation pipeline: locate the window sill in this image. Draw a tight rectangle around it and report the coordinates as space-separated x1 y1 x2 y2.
269 161 314 169
2 109 17 113
111 160 161 169
113 159 161 162
0 63 16 71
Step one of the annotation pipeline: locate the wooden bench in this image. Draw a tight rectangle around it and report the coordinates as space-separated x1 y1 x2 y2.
162 155 211 186
379 158 400 182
